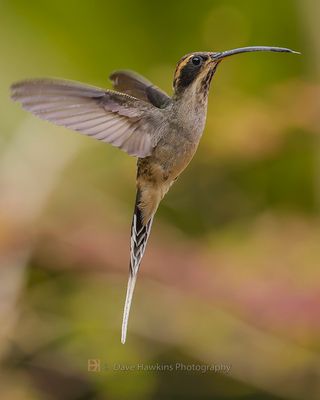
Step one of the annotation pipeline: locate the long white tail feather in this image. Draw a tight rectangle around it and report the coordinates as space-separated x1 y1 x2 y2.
121 195 154 343
121 274 137 344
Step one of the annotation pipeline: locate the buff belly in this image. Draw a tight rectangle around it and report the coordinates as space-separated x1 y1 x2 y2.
136 136 199 224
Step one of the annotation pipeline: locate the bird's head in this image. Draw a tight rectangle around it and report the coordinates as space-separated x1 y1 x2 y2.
173 46 299 97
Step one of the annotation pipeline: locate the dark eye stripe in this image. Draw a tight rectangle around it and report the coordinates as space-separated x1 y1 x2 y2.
174 53 211 92
178 62 201 87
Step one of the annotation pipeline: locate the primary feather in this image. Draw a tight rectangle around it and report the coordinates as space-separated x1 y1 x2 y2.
10 78 162 157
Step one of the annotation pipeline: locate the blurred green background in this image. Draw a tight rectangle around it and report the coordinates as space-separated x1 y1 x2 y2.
1 0 319 399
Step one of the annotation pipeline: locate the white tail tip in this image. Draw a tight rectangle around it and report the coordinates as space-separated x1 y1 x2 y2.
121 273 137 344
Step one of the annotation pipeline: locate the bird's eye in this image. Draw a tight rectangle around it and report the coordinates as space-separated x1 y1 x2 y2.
191 56 202 66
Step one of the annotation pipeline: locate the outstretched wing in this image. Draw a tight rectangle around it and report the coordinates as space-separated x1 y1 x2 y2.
109 70 171 109
11 78 165 158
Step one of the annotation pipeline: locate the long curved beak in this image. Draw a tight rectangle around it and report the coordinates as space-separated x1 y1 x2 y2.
212 46 300 61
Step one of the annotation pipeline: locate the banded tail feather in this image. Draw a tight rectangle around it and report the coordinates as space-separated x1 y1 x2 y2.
121 190 154 344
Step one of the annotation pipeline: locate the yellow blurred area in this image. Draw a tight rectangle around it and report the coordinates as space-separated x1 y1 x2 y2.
0 1 319 399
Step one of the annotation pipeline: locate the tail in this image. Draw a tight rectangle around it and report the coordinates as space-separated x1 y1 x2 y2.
121 190 154 344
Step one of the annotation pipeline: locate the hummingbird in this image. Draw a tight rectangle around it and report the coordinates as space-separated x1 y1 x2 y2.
11 46 299 343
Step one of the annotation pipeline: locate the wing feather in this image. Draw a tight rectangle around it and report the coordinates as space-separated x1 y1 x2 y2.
109 70 171 109
11 78 165 157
